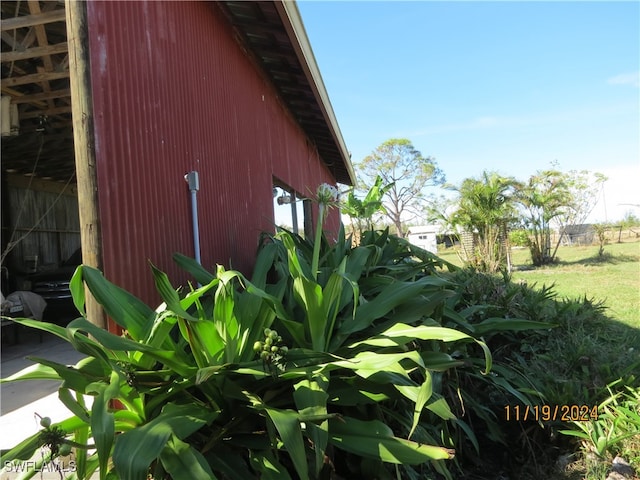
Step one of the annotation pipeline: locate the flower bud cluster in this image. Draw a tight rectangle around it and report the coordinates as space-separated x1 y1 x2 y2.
253 328 288 363
38 415 70 457
316 183 339 206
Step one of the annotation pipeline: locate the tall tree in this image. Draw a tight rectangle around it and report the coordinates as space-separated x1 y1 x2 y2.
516 169 607 266
357 139 444 237
516 169 572 266
450 171 519 272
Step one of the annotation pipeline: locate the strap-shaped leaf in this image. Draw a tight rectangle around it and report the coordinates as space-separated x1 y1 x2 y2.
265 408 309 480
92 370 120 480
80 266 154 341
70 265 86 316
329 416 453 464
113 403 217 480
67 318 195 378
150 263 199 322
409 373 433 439
173 252 216 285
249 451 293 480
343 277 448 336
25 356 96 393
72 395 91 480
348 323 472 349
160 435 218 480
294 373 329 476
58 387 90 423
472 317 555 336
3 316 68 341
0 362 59 383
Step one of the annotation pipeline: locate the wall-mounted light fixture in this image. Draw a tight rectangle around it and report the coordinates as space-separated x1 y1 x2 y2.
277 195 292 205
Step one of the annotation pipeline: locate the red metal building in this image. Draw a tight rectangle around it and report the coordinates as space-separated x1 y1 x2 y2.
72 1 353 327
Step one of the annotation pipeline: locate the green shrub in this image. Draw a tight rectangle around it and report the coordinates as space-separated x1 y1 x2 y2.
1 222 556 479
509 229 530 247
561 381 640 459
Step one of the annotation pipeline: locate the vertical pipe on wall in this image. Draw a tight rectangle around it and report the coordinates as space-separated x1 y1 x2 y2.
185 171 201 264
290 191 298 235
66 0 106 329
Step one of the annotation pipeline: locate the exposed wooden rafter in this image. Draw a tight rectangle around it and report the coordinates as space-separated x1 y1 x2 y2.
0 8 65 31
1 41 67 62
1 0 73 182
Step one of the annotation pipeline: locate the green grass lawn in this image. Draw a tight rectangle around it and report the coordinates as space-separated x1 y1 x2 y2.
437 241 640 329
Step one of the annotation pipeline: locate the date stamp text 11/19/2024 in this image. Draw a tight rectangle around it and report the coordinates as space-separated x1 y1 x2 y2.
504 404 599 422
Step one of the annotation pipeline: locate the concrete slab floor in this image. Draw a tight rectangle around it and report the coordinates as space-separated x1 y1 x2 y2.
1 327 90 478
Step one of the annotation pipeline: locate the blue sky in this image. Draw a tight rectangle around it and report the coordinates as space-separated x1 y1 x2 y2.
297 1 640 222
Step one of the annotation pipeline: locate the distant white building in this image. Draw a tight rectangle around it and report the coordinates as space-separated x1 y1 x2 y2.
407 225 440 254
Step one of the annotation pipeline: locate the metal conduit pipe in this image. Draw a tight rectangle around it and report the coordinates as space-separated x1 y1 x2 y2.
184 171 201 265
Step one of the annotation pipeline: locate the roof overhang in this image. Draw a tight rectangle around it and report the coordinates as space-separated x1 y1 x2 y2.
1 1 355 186
219 1 355 186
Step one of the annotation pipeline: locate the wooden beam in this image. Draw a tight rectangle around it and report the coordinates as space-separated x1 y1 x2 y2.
6 174 77 196
1 70 69 87
0 9 66 31
1 42 68 62
65 0 106 330
10 88 70 104
28 1 56 109
20 106 72 119
1 85 28 97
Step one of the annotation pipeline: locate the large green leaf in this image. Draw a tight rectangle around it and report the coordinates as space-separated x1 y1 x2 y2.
160 435 218 480
472 317 555 336
24 356 95 393
92 371 120 480
66 318 195 378
2 316 68 341
333 351 425 373
265 408 309 480
58 387 90 423
150 263 199 322
420 351 465 371
0 431 44 463
341 277 449 336
214 268 241 362
294 373 329 476
328 417 453 463
72 395 91 480
320 261 349 351
249 451 293 480
0 362 60 383
173 252 216 285
293 275 324 350
410 373 433 439
70 265 86 316
113 403 217 480
79 266 154 341
348 323 473 349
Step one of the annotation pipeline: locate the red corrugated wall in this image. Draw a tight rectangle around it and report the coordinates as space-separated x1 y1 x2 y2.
86 1 341 324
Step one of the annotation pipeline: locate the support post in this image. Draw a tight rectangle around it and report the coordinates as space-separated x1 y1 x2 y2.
66 0 105 329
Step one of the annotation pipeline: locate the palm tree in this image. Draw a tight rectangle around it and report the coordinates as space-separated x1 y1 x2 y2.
516 170 571 266
450 171 519 273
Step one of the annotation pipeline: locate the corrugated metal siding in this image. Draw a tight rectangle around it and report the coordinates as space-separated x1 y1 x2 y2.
86 1 340 317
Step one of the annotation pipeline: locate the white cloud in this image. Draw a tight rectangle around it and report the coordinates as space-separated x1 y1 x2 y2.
607 72 640 88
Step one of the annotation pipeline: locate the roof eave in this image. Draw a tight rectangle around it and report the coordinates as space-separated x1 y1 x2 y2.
274 1 355 186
